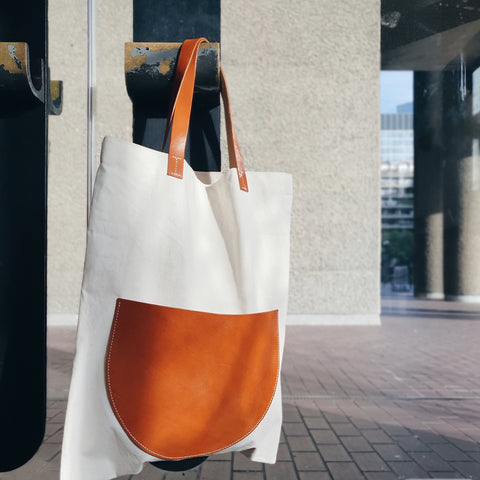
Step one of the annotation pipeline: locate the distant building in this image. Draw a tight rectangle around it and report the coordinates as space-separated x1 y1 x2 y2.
381 113 414 230
396 102 413 113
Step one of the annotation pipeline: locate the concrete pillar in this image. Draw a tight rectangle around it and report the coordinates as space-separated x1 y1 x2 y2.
413 71 445 299
443 63 480 301
222 0 381 323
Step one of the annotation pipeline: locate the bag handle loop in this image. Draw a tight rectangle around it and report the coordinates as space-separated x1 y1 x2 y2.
165 38 248 192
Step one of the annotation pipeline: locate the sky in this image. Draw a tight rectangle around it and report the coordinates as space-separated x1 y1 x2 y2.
380 71 413 113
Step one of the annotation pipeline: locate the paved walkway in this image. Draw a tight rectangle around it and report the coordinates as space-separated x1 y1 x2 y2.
1 295 480 479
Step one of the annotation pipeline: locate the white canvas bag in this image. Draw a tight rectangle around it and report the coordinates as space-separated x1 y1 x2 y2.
60 38 292 480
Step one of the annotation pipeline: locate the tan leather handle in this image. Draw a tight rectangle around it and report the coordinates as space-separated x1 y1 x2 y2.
166 38 248 192
161 38 208 152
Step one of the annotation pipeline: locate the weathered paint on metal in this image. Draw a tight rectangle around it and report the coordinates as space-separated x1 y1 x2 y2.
48 80 63 115
0 42 26 74
125 42 220 115
0 42 43 113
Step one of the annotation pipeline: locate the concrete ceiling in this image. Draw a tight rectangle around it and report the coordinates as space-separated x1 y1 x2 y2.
382 0 480 70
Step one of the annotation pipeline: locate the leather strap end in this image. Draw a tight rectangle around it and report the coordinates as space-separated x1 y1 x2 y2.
238 166 248 192
168 153 184 179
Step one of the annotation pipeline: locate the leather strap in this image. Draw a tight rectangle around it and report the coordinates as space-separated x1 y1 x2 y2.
219 65 248 191
166 38 248 192
166 38 207 179
161 38 207 152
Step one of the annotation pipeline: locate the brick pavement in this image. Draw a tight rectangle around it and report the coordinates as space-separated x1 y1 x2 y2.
1 295 480 479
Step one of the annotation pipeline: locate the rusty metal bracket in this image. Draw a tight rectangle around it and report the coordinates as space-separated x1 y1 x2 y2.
125 42 220 115
48 79 63 116
0 42 62 116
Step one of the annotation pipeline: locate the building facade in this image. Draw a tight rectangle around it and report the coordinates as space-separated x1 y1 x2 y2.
381 113 414 230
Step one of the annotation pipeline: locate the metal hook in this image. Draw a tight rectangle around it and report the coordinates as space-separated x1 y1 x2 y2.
0 42 62 116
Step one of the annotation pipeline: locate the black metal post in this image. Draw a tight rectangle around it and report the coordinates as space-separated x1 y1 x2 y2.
133 0 221 172
0 0 49 472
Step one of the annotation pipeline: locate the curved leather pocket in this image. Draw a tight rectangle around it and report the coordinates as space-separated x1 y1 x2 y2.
105 298 279 460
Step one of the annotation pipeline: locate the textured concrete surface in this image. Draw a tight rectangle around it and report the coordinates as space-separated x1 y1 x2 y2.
48 0 132 315
2 296 480 479
222 0 381 315
47 0 88 315
47 0 381 321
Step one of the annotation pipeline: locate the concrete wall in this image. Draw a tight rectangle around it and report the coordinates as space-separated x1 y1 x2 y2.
222 0 381 322
48 0 132 324
47 0 380 325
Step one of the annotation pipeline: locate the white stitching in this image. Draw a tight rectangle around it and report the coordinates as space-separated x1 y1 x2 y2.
105 304 281 460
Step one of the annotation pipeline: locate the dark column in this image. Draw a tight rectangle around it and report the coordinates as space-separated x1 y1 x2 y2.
0 0 48 471
443 61 480 301
413 71 445 299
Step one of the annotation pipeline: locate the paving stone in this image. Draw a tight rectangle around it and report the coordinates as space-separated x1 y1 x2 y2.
425 472 467 478
44 429 63 445
298 472 332 480
232 472 264 480
362 430 393 444
303 416 329 429
199 461 232 479
327 461 365 480
276 443 292 461
340 436 374 453
233 452 263 471
388 460 428 478
214 452 233 461
311 430 339 445
351 452 389 472
287 436 317 452
44 422 63 439
429 442 472 462
412 430 448 444
292 452 326 471
397 435 432 452
373 443 410 462
450 461 480 478
283 408 302 423
450 437 480 452
466 451 480 462
331 422 360 436
296 402 321 418
319 444 351 462
45 453 61 471
48 409 66 424
283 422 309 436
381 424 410 437
36 442 62 462
265 461 298 480
132 463 201 479
363 473 398 480
351 418 378 430
163 467 201 480
410 452 453 472
323 412 349 424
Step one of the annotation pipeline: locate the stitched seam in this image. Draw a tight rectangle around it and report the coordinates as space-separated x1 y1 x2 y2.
170 154 182 178
106 303 281 460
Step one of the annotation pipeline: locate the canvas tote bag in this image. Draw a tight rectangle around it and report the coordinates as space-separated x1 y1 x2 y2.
60 38 293 480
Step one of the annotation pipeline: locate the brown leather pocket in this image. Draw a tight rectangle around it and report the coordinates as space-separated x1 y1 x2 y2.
105 298 279 460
